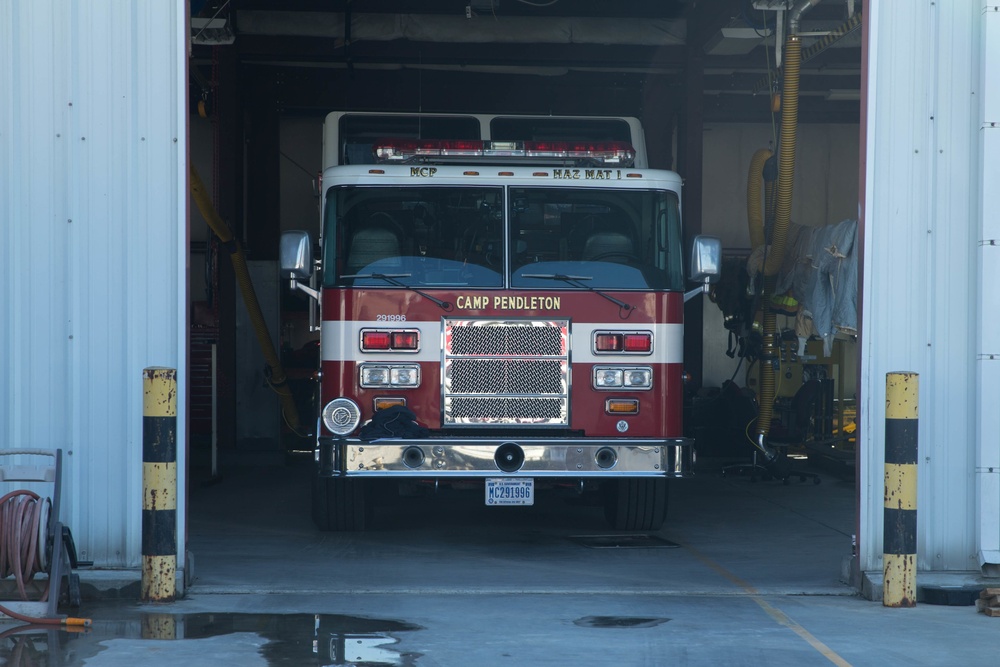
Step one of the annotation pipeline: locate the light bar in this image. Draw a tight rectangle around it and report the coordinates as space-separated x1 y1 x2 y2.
372 138 635 167
524 141 635 165
375 139 484 162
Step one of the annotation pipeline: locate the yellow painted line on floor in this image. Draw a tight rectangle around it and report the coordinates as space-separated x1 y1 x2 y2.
678 541 852 667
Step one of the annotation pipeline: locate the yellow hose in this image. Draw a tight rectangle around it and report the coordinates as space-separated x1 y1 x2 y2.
765 176 777 229
189 165 303 435
755 34 802 447
746 148 773 250
763 35 802 278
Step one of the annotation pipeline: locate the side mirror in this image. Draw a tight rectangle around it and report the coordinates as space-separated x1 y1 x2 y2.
684 235 721 303
280 231 314 280
689 235 721 284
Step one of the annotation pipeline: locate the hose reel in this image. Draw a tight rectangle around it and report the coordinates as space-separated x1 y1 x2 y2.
0 490 51 601
0 450 87 626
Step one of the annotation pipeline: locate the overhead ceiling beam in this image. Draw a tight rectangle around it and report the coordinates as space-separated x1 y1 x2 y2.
684 0 744 50
264 66 649 116
233 36 686 72
706 47 863 72
232 0 688 19
703 71 860 93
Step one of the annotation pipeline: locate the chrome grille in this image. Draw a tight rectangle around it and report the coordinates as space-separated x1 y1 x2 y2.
449 397 566 421
449 359 564 394
450 324 564 356
444 319 569 426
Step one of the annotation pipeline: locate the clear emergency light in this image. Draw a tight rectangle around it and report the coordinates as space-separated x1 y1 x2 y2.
372 139 636 167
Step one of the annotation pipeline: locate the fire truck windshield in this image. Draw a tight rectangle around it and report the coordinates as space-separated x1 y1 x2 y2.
324 185 684 291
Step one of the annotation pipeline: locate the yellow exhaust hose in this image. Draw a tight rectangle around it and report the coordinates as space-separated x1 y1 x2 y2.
190 165 303 435
746 148 773 250
755 34 802 449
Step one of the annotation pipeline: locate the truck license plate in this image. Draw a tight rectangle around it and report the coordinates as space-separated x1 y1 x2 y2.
485 478 534 506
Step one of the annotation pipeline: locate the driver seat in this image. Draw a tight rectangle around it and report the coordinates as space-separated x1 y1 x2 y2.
346 214 403 274
582 230 634 260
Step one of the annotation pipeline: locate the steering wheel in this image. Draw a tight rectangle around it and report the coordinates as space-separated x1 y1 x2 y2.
587 251 641 263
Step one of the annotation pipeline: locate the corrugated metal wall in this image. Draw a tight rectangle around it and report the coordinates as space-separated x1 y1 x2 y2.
976 6 1000 575
0 2 187 568
861 0 991 574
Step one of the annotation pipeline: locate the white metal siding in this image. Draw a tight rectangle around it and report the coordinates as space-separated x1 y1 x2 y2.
977 6 1000 574
0 2 187 569
862 0 985 574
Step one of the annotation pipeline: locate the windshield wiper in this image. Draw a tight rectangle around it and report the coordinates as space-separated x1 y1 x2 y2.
341 272 453 311
520 274 634 313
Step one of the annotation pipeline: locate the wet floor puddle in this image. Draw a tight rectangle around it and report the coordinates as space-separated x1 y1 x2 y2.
0 612 423 666
0 610 672 665
573 616 670 628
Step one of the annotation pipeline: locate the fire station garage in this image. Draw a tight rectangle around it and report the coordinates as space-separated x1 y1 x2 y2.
3 0 999 611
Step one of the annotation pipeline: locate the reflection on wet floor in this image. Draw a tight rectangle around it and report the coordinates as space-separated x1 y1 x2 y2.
0 612 423 666
573 616 670 628
567 534 680 549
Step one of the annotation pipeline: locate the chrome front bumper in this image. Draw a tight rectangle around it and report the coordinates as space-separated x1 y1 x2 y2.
317 437 693 477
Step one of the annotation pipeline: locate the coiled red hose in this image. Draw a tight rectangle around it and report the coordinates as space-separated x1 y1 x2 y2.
0 490 45 602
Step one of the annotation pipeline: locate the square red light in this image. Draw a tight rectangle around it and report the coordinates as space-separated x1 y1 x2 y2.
362 331 391 350
594 333 623 352
623 333 651 352
392 331 419 350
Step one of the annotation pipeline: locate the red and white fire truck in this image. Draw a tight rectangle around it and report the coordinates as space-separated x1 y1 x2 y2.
281 112 719 531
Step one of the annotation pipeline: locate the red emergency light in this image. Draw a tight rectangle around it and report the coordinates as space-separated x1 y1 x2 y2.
391 331 419 350
372 139 635 167
594 331 652 354
622 333 652 353
361 331 392 351
594 333 623 352
361 329 421 352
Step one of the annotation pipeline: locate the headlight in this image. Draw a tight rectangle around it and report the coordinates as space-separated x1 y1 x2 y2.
322 398 361 436
361 363 420 388
361 365 391 387
623 368 652 388
593 366 652 390
391 365 420 387
594 368 623 388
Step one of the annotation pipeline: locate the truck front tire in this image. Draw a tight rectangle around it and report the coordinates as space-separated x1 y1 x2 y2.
603 478 668 531
312 474 367 531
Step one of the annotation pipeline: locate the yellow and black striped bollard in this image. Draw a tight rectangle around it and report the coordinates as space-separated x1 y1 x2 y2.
142 367 177 602
883 371 918 607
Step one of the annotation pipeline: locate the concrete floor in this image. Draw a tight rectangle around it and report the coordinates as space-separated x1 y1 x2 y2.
184 456 857 597
3 456 999 666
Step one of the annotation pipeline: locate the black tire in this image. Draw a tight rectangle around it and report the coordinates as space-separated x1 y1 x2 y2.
311 474 367 531
603 478 668 531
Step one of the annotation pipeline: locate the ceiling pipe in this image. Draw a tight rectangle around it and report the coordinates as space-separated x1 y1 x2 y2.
789 0 823 35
